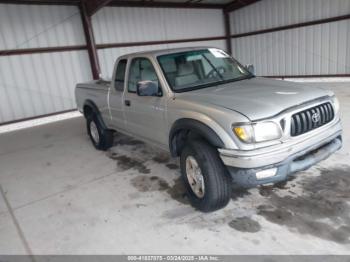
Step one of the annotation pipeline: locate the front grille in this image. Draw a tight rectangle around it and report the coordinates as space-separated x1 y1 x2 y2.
290 102 334 137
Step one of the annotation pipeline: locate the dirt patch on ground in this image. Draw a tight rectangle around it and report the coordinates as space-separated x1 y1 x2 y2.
108 133 180 174
258 166 350 244
153 154 170 164
166 163 179 170
131 175 189 205
153 153 179 170
166 177 189 205
231 188 251 200
113 134 144 146
131 175 169 192
258 177 297 197
107 152 150 174
228 217 261 233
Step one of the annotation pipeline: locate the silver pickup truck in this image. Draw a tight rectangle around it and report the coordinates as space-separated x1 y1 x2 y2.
75 47 342 212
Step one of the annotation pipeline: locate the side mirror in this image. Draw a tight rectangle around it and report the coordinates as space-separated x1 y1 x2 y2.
136 80 161 97
246 64 255 75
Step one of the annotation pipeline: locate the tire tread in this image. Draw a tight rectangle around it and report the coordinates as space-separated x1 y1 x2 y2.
180 139 231 212
87 114 114 151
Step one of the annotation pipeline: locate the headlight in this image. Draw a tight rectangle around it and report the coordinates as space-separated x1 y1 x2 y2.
333 97 340 114
233 121 282 143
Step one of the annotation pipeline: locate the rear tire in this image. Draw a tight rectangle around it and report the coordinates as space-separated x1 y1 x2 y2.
180 139 231 212
86 114 114 151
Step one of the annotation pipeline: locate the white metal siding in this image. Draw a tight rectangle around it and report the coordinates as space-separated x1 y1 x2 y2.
230 0 350 34
0 4 90 124
92 7 224 44
0 51 91 123
230 0 350 76
0 4 85 50
98 40 226 78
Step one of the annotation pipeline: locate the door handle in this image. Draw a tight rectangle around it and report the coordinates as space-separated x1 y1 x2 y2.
124 100 131 106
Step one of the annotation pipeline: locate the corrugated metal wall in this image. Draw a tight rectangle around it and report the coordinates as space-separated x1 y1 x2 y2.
0 52 91 122
0 4 91 124
0 4 226 124
93 7 224 44
230 0 350 76
93 7 226 78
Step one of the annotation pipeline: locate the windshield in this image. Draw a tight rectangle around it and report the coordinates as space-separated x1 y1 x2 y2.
157 48 252 92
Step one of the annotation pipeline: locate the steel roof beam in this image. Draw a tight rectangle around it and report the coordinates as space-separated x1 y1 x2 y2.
224 0 260 13
0 0 79 5
107 0 224 9
82 0 113 16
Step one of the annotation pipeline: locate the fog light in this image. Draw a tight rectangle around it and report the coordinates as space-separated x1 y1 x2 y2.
256 168 277 180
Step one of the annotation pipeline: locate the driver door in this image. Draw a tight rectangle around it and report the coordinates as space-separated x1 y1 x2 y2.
109 58 128 132
123 57 167 147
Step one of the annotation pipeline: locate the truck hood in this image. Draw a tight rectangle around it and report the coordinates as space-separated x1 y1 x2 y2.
175 77 333 121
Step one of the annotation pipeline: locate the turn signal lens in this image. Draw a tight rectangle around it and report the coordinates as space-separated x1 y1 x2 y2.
233 126 254 143
234 127 247 140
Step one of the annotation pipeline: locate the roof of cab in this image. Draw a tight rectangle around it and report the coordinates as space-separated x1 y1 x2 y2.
118 46 217 59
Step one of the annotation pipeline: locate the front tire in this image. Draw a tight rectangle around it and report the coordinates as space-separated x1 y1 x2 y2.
180 140 231 212
86 114 114 151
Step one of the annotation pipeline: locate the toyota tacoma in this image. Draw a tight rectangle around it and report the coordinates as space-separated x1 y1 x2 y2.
75 47 342 212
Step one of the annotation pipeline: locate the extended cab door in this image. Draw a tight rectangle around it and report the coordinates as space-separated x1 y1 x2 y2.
108 58 128 132
123 57 167 147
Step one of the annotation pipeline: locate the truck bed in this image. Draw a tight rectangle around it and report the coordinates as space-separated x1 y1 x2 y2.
75 79 111 117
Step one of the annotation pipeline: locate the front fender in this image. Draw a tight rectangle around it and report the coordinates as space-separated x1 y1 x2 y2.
168 115 239 156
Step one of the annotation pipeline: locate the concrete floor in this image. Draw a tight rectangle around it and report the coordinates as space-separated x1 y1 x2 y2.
0 82 350 255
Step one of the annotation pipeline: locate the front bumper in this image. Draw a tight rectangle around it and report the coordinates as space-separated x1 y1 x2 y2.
219 120 342 188
226 136 342 188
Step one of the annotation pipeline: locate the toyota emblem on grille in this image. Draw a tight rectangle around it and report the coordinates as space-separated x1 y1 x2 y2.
312 112 320 123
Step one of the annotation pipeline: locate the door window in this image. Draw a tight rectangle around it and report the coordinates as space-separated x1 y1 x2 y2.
114 59 127 91
128 58 159 93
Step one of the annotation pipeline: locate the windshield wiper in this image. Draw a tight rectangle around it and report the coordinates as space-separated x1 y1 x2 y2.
201 54 224 80
173 74 254 93
218 74 254 84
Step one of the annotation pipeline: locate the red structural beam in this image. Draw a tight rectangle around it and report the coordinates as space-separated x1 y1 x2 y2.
264 74 350 79
0 45 87 56
0 0 80 5
231 14 350 38
224 0 261 13
0 36 227 57
107 0 224 9
80 2 101 79
0 0 225 9
96 36 226 49
223 11 232 55
83 0 112 16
